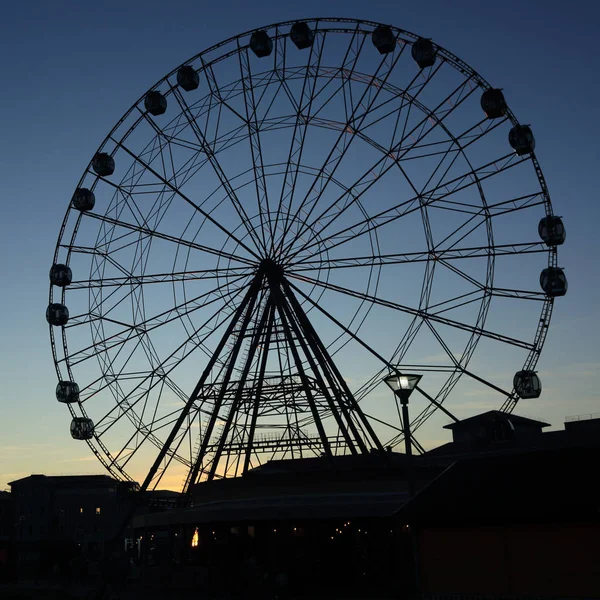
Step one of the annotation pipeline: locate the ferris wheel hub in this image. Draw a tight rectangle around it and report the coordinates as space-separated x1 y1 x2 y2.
259 257 285 281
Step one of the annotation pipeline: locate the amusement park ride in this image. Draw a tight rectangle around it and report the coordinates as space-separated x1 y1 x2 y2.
47 18 566 505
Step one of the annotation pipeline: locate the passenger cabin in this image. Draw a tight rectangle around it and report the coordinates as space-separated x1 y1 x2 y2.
56 381 80 404
411 38 436 69
46 303 69 326
72 188 95 212
70 417 94 440
50 264 72 287
144 91 167 116
540 267 568 297
177 66 199 91
250 30 273 58
481 88 507 119
92 153 115 177
513 370 542 399
539 216 566 246
290 22 314 49
509 125 535 156
372 25 396 54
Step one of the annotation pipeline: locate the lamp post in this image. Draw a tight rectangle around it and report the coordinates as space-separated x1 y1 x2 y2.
383 373 422 498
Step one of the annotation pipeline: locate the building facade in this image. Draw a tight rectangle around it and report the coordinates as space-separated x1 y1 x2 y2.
9 474 136 574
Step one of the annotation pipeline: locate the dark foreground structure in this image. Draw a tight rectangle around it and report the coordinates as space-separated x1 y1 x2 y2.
3 413 600 598
129 413 600 599
133 452 430 598
399 445 600 599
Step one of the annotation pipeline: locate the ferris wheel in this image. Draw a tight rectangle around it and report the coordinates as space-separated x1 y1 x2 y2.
47 18 566 492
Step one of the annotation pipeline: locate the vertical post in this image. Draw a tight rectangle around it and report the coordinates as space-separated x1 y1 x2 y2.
400 397 415 498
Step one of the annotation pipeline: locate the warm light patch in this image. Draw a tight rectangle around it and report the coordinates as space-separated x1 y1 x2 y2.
191 527 199 548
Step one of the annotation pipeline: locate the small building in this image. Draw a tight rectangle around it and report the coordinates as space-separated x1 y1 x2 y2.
444 409 549 444
427 410 600 461
8 474 180 578
8 474 135 575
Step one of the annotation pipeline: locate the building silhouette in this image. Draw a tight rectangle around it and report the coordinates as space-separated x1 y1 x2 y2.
3 412 599 596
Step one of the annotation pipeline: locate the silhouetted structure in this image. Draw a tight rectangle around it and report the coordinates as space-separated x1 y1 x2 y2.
7 474 181 584
124 412 600 597
426 410 600 460
8 475 134 577
0 490 14 580
397 444 600 598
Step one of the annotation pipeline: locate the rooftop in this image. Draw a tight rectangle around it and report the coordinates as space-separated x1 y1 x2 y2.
442 410 550 430
397 445 600 527
8 473 118 487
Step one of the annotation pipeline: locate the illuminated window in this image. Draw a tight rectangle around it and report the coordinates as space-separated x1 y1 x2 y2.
79 507 84 514
95 507 101 515
191 527 199 548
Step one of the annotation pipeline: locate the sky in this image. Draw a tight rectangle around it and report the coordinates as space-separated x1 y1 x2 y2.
1 0 599 491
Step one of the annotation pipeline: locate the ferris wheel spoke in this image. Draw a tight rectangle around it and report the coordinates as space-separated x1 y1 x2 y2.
437 257 487 292
352 60 443 135
286 152 525 266
426 290 487 316
200 57 251 127
81 280 246 378
276 34 406 254
237 45 280 251
137 111 181 188
288 274 535 350
288 279 461 425
281 69 478 261
287 241 546 272
99 405 194 473
64 274 248 368
271 29 328 251
423 320 513 399
80 210 255 267
92 290 248 435
67 265 251 290
108 137 262 260
163 85 266 254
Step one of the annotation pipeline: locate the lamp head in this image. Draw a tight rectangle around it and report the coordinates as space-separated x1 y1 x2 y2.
383 373 422 401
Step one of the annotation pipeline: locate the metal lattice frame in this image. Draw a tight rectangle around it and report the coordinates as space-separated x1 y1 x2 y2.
48 18 559 491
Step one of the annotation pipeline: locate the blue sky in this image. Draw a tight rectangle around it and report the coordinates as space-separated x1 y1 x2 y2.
1 0 599 490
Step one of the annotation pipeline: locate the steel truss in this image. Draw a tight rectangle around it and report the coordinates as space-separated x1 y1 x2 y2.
48 18 561 491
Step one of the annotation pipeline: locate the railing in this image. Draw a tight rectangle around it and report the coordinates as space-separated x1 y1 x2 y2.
565 412 600 423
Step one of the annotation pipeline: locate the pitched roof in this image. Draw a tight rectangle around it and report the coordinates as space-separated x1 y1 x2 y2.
443 410 550 430
8 474 117 487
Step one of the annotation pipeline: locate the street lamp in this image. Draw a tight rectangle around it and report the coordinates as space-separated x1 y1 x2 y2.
384 372 422 497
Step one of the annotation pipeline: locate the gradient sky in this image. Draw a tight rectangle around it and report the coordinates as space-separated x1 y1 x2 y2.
1 0 598 490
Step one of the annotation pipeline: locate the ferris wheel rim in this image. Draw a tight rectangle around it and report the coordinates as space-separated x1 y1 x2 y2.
48 17 560 487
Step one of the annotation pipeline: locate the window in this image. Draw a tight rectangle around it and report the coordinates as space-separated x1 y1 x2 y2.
79 507 84 514
95 507 101 515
